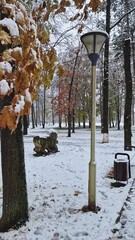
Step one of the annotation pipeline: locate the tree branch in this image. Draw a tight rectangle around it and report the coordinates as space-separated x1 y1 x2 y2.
110 7 135 31
52 24 81 47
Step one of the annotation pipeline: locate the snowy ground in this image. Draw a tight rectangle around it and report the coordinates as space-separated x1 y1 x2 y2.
0 126 135 240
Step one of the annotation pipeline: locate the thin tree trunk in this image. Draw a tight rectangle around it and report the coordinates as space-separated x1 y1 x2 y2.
78 109 81 127
116 94 121 130
124 39 132 150
52 111 55 125
68 112 72 136
35 100 38 127
83 113 86 128
67 48 80 137
59 114 62 129
31 103 35 129
102 0 111 143
72 109 75 133
42 85 46 128
23 115 28 135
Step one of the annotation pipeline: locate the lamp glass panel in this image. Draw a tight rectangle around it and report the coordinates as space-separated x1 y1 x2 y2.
95 34 107 53
81 35 94 53
81 33 107 54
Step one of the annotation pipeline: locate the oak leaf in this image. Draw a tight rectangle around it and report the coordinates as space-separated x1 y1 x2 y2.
38 28 50 44
2 5 13 18
12 95 19 106
57 65 64 77
49 4 59 11
78 24 84 33
11 48 22 61
74 191 82 196
71 13 80 21
2 49 13 62
0 29 11 45
73 0 84 9
60 0 70 7
43 12 50 21
7 112 17 131
55 6 66 14
0 69 3 80
89 0 101 12
23 101 31 115
11 36 21 47
0 107 17 130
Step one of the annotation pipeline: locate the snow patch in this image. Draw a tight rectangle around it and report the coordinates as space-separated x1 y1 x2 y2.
0 18 19 36
0 79 10 95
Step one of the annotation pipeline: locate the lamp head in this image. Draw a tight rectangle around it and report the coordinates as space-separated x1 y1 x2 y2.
81 30 109 65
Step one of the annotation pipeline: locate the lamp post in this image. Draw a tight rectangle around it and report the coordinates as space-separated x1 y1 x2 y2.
81 31 109 211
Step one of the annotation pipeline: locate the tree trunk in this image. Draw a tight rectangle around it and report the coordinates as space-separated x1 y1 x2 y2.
67 48 80 137
35 100 38 127
116 94 121 130
31 103 35 129
68 112 71 137
78 109 81 127
52 111 55 125
23 115 28 135
124 39 132 150
72 109 75 133
42 85 46 128
101 0 111 143
59 114 62 129
0 119 28 231
83 113 86 128
131 30 135 125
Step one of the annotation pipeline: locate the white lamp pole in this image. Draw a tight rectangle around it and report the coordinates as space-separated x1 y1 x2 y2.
81 31 109 211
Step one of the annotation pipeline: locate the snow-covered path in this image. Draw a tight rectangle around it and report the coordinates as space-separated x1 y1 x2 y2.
109 167 135 240
0 127 135 240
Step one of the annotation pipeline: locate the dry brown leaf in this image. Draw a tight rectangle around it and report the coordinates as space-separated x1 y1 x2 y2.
74 191 82 196
23 101 31 115
11 49 22 61
11 36 21 47
0 29 11 45
55 6 66 14
0 107 17 130
43 12 50 21
57 65 65 77
89 0 101 12
78 24 84 33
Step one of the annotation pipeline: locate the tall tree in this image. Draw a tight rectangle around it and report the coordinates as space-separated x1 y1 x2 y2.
0 0 103 230
101 0 111 143
124 39 132 150
67 48 81 137
0 0 57 231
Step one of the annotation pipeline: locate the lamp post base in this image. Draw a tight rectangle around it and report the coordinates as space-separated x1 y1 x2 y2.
82 205 101 213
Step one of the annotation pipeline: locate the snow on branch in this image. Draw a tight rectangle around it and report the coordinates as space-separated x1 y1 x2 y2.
0 18 19 36
110 7 135 31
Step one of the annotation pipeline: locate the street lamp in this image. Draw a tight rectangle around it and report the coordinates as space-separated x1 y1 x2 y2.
81 30 109 211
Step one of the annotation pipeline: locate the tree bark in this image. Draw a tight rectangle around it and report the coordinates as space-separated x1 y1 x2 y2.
72 109 75 133
101 0 111 143
124 39 132 150
0 118 28 231
23 115 28 135
67 48 80 137
31 103 35 129
42 85 46 128
68 112 72 137
59 114 62 129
